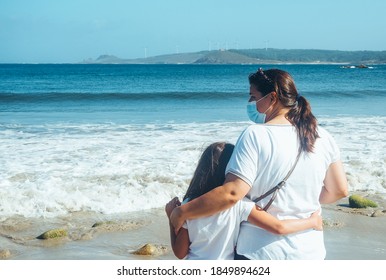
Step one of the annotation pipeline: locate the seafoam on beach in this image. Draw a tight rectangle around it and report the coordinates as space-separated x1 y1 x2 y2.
1 116 385 220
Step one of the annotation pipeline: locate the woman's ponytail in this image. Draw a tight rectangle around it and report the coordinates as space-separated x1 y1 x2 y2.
286 95 319 153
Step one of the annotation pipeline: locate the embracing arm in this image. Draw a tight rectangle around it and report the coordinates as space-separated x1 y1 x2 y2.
319 160 349 204
168 224 190 259
165 198 190 259
170 173 251 233
248 207 323 235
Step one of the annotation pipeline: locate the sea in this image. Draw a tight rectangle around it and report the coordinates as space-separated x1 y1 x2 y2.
1 64 385 220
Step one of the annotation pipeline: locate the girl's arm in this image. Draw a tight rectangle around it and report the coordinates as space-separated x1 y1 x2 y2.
319 160 349 204
247 207 323 235
165 198 190 259
170 173 250 233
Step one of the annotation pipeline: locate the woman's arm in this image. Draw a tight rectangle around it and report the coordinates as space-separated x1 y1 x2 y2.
168 223 190 259
170 173 251 233
319 160 349 204
165 197 190 259
247 207 323 235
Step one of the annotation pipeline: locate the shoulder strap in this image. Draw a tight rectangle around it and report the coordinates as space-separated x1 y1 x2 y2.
252 150 302 211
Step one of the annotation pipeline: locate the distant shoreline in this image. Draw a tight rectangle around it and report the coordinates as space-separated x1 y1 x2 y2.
2 48 386 65
77 48 386 65
1 62 386 65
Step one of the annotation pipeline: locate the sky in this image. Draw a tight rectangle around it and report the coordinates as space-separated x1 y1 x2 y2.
1 0 385 63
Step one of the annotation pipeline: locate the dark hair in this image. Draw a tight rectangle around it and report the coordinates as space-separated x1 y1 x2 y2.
183 142 234 201
248 68 319 153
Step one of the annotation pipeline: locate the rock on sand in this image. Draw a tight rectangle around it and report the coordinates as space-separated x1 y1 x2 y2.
132 243 168 256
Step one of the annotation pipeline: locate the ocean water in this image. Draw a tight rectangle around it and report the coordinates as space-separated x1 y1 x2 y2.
1 64 385 219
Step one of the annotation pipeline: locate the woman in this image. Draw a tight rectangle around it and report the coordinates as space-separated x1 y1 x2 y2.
170 68 348 259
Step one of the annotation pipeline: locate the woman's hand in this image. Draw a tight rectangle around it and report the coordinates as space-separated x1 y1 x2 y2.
170 174 250 234
170 206 185 234
165 197 181 219
310 210 323 231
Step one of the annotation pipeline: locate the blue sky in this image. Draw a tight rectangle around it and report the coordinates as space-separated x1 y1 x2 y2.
1 0 385 63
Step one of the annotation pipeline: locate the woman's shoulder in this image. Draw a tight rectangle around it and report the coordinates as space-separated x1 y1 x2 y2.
237 125 269 143
316 125 340 152
243 123 277 134
317 125 336 140
238 124 294 145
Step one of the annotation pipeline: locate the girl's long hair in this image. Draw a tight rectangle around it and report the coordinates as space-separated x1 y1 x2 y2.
183 142 234 201
248 68 319 153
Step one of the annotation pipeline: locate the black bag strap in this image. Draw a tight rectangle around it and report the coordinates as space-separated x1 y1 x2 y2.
252 150 302 211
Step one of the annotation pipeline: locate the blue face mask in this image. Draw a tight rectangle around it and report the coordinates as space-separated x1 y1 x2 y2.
246 94 270 123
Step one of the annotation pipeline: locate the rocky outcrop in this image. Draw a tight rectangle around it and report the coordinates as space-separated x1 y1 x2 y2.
348 194 378 208
132 243 168 256
0 249 11 259
36 228 68 240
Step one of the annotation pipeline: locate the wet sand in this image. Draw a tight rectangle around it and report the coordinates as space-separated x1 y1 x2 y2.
1 193 385 260
323 193 386 260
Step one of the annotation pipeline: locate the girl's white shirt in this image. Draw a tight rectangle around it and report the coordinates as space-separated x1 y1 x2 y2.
182 199 254 260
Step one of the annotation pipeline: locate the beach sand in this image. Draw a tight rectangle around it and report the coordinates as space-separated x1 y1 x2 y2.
1 193 385 260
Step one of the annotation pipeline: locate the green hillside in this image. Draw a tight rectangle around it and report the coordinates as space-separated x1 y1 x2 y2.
80 48 386 64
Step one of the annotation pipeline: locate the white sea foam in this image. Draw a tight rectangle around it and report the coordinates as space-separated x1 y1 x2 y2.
1 116 385 218
319 116 386 194
0 122 246 218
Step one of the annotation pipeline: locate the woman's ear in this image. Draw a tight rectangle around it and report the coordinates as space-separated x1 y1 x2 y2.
270 91 277 102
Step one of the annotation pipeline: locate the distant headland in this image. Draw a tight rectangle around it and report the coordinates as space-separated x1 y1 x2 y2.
80 48 386 65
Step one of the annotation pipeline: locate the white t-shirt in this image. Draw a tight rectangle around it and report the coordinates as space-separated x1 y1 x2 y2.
182 199 254 260
226 124 340 260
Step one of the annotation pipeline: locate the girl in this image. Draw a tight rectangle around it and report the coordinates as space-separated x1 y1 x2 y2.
165 142 322 260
